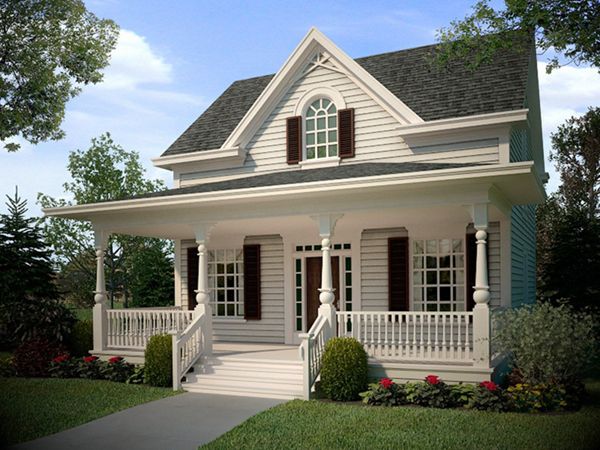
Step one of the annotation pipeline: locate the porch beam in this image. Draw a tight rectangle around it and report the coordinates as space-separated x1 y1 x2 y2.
92 228 109 353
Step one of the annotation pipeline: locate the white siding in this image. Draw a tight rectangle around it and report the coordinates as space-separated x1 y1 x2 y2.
180 235 285 343
360 224 501 311
180 64 500 185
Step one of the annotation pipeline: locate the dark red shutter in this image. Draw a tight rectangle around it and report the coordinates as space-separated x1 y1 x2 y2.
187 247 199 311
338 108 355 158
243 244 261 320
286 116 302 164
388 237 409 311
465 233 477 311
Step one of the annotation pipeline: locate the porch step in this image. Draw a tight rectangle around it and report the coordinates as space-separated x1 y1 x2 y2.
182 353 304 400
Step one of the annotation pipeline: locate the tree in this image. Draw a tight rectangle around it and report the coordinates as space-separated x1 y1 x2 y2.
0 187 58 304
537 108 600 308
38 133 174 308
436 0 600 73
0 0 119 151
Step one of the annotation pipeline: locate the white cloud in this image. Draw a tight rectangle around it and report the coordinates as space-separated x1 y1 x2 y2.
538 62 600 192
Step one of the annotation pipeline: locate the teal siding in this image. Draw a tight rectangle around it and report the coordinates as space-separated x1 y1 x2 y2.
509 128 531 162
511 204 536 306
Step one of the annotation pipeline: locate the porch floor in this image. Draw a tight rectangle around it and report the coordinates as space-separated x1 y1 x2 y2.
211 342 300 362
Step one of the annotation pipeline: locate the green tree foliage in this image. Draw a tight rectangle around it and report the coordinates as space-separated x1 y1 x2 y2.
0 188 58 303
0 0 119 151
436 0 600 73
537 108 600 307
38 133 174 308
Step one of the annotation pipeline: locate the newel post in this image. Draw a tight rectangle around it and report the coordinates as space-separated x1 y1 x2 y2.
193 224 215 355
92 228 109 353
470 204 491 368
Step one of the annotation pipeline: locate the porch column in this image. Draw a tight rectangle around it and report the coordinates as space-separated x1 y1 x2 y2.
92 229 109 353
193 224 215 355
470 204 491 368
313 214 343 338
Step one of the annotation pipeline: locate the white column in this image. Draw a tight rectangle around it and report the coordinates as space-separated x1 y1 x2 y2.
470 204 491 368
193 224 214 355
92 229 108 352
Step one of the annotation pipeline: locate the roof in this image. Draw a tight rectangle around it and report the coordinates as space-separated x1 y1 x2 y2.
128 162 477 200
162 36 531 157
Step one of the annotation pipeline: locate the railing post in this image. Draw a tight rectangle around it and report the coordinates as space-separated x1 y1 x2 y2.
92 229 108 353
170 330 181 391
299 334 312 400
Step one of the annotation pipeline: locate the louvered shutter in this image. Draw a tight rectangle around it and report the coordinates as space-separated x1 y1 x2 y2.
286 116 302 164
465 233 477 311
187 247 199 311
388 237 409 311
243 244 261 320
338 108 355 158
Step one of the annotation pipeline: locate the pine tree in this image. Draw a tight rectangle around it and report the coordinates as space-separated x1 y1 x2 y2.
0 188 58 304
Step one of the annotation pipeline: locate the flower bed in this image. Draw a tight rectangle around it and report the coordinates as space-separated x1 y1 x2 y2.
47 353 139 383
359 375 582 413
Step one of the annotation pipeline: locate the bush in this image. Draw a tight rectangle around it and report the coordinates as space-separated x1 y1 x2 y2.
505 382 583 412
126 365 145 384
360 378 407 406
102 356 134 382
0 297 75 347
0 353 15 377
469 381 507 412
144 334 172 387
49 354 78 378
320 337 368 401
67 320 93 357
405 375 452 408
449 383 476 408
495 303 597 385
13 338 66 377
77 355 104 379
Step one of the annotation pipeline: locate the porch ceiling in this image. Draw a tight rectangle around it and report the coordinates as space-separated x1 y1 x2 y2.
43 162 543 239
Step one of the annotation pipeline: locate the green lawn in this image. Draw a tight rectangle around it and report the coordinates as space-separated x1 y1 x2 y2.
203 381 600 450
0 378 179 446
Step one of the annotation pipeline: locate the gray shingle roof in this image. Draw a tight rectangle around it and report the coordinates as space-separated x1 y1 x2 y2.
129 162 477 200
162 36 531 157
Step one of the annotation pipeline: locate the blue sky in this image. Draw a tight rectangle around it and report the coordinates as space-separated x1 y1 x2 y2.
2 0 600 216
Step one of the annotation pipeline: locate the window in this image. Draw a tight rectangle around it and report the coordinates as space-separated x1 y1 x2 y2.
208 249 244 318
413 239 465 311
305 98 337 159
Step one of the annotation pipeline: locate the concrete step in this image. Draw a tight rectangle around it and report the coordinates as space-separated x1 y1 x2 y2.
183 381 303 400
193 366 303 382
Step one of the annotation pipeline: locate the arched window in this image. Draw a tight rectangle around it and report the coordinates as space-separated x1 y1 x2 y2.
305 98 337 160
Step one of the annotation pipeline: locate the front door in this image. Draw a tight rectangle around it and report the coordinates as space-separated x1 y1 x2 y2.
305 256 340 330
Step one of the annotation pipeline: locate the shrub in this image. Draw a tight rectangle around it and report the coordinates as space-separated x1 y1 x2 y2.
320 337 368 401
102 356 134 382
49 354 78 378
0 297 75 347
0 353 15 377
449 383 476 408
360 378 407 406
67 320 93 357
126 365 145 384
78 355 104 379
13 338 66 377
469 381 507 412
494 303 597 385
405 375 452 408
144 334 172 387
505 382 582 412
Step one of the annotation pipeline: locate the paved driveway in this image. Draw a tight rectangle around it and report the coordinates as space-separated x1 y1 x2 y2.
12 393 284 450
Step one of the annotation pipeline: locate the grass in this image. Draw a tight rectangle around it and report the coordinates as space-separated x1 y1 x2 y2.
0 378 179 446
203 381 600 450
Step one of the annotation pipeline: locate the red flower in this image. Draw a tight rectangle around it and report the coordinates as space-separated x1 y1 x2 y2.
52 354 70 364
425 375 440 385
480 380 499 392
83 356 98 363
108 356 123 364
379 378 394 389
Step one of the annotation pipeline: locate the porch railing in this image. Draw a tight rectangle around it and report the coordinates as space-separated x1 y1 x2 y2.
106 309 194 350
299 314 329 399
336 311 474 363
171 311 207 390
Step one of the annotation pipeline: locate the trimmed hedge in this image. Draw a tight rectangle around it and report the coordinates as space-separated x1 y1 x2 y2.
67 320 93 357
320 337 368 401
144 334 172 387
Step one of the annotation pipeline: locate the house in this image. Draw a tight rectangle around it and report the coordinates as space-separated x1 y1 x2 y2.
44 28 546 399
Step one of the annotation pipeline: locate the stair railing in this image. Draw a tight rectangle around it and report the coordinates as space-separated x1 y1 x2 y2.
298 314 329 400
170 311 206 390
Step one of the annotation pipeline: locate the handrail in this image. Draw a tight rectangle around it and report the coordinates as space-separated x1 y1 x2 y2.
299 314 329 400
171 311 205 391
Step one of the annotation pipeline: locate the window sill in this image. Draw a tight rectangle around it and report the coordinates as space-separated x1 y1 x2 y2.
212 318 248 323
299 157 341 169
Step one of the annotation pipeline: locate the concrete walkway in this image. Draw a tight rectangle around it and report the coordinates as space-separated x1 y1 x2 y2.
13 392 284 450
